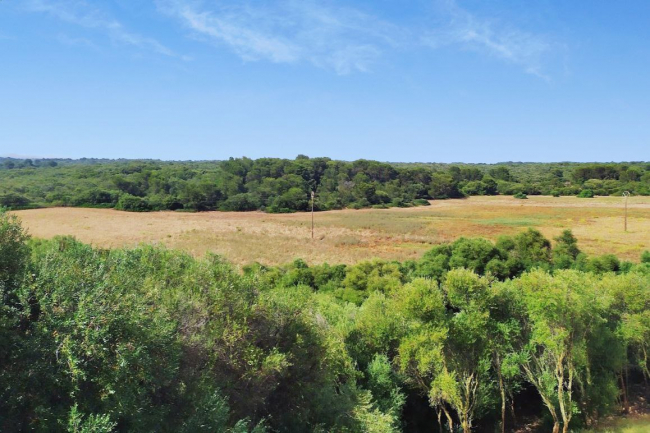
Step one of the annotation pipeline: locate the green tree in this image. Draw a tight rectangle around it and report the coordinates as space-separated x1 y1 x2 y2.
0 210 30 293
0 193 31 209
512 270 603 433
397 271 494 433
429 173 462 199
115 193 150 211
489 281 527 433
552 230 581 269
0 211 33 430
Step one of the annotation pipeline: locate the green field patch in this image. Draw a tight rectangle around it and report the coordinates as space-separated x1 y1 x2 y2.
475 217 545 226
392 241 434 249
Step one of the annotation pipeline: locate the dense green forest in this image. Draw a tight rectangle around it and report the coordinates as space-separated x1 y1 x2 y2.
1 210 648 432
0 157 648 212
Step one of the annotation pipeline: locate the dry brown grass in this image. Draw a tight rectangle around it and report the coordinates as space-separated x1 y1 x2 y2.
12 195 650 266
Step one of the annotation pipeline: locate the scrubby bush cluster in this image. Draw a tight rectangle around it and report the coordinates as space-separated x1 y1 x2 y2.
0 210 648 432
0 157 648 212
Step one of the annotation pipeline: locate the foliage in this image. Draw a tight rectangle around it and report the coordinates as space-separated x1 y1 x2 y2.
66 405 116 433
0 157 647 213
578 189 595 198
641 251 650 264
115 193 151 211
0 212 648 432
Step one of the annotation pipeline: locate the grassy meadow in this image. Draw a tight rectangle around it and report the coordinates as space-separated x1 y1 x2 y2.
13 195 650 265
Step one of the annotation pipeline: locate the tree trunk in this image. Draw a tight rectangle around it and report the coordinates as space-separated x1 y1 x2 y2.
442 406 454 432
640 348 648 385
523 363 558 433
498 370 506 433
619 372 629 414
557 358 572 433
509 399 517 426
436 407 443 433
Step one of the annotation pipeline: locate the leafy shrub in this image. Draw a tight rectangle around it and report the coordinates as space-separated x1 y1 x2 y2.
115 193 151 211
0 210 30 291
267 188 309 213
497 180 525 195
640 250 650 263
70 189 118 207
513 192 528 199
390 198 409 207
67 405 116 433
578 189 595 198
220 193 261 211
584 254 621 273
0 193 31 209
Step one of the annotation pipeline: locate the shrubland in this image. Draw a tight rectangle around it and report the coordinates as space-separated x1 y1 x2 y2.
0 157 648 212
1 209 648 432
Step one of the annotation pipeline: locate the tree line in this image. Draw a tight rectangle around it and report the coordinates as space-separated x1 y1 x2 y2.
1 210 648 432
0 157 648 212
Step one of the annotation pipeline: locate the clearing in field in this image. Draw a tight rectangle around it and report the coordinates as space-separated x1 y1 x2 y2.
13 195 650 266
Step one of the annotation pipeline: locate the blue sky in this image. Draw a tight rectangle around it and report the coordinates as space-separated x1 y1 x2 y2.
1 0 649 163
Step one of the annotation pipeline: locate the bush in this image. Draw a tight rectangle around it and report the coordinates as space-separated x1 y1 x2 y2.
220 193 261 212
429 173 462 199
513 192 528 199
641 250 650 263
585 254 621 273
578 189 595 198
70 189 117 207
0 193 31 209
496 181 525 195
551 190 561 197
269 188 309 212
0 210 30 291
390 198 409 208
115 194 151 212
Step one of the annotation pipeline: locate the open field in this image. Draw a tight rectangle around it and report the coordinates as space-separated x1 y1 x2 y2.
12 195 650 266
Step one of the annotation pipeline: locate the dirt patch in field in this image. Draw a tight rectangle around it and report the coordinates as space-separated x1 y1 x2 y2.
12 196 650 266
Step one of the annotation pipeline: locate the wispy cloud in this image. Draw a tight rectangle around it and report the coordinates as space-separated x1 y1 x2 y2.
24 0 560 78
156 0 403 74
175 6 301 63
26 0 179 57
422 0 555 79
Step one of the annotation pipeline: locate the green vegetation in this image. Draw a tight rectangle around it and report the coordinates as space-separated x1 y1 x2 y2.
1 209 648 432
0 157 648 212
579 416 650 433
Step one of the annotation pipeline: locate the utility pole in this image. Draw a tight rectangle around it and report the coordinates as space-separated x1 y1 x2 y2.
623 191 630 232
311 191 315 239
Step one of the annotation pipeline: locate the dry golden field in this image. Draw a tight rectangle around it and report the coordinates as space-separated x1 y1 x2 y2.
12 196 650 266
